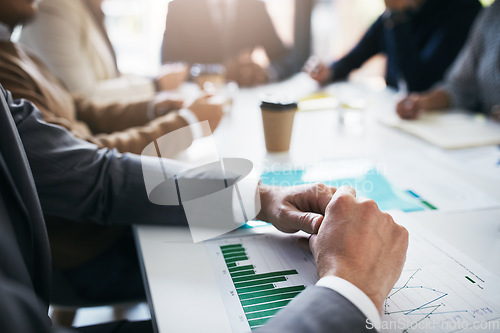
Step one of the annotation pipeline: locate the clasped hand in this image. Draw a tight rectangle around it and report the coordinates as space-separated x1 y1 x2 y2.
259 184 409 313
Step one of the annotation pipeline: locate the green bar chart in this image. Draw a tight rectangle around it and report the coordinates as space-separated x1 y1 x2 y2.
205 233 317 332
219 244 306 330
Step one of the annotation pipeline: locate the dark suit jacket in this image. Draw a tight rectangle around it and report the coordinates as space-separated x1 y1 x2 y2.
0 86 187 332
0 87 373 331
330 0 482 92
161 0 297 80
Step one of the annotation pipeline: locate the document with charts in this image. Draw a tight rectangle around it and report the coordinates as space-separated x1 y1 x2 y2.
260 153 499 214
381 221 500 332
204 219 500 332
205 230 316 331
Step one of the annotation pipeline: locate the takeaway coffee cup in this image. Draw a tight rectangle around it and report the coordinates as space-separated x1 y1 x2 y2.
260 97 298 152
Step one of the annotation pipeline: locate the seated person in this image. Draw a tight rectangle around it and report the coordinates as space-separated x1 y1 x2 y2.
397 0 500 121
0 0 222 310
0 3 223 155
305 0 482 93
0 85 408 332
20 0 189 103
161 0 299 86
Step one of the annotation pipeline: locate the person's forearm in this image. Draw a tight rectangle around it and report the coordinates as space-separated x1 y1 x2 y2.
11 95 189 226
75 97 151 133
89 112 191 155
331 16 385 82
91 75 156 102
418 89 452 110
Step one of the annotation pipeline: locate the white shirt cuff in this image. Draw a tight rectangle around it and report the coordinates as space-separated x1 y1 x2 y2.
178 108 203 139
316 275 381 330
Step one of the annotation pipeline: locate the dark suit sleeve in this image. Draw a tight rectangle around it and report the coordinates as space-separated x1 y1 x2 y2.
0 271 75 333
330 16 385 82
8 95 188 227
257 286 377 333
389 1 482 92
0 271 150 333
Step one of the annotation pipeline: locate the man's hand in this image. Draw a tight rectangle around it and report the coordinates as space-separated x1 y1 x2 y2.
186 95 224 134
310 186 408 313
156 62 189 91
225 53 269 87
303 56 332 85
396 93 422 119
257 183 336 234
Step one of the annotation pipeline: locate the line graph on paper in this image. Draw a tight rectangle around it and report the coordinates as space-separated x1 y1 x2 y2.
385 269 473 331
380 228 500 333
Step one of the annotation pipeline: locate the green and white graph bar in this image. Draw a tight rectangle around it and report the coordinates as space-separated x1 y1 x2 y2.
220 244 306 330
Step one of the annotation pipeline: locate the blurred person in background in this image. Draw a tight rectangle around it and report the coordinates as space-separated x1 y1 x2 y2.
20 0 189 104
304 0 482 93
0 1 223 156
396 0 500 121
161 0 299 87
0 0 223 315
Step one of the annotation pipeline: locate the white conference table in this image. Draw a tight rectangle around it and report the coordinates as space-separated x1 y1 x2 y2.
135 73 500 332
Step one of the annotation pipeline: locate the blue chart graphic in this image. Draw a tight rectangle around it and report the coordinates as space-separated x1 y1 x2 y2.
385 269 470 330
378 225 500 333
261 168 429 212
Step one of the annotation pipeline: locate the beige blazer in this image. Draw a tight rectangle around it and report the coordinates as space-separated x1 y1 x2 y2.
0 41 191 155
19 0 156 103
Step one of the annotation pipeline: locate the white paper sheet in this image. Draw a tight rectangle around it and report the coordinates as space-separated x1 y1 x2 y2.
380 152 500 213
204 216 500 333
438 145 500 180
379 111 500 149
261 152 500 213
381 216 500 332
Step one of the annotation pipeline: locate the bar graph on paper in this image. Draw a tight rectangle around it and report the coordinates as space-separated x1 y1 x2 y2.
205 233 317 331
206 225 500 333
